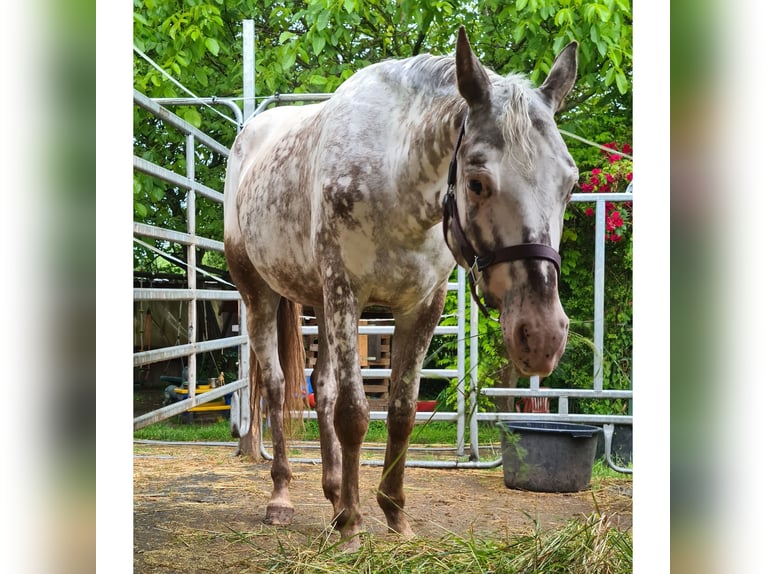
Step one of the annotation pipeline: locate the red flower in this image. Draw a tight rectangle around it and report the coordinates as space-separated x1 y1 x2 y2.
590 175 600 184
608 153 621 163
622 143 633 155
606 173 615 183
599 184 610 192
581 182 594 192
609 233 622 242
627 172 633 182
584 207 594 216
604 142 618 150
591 168 602 175
605 211 623 232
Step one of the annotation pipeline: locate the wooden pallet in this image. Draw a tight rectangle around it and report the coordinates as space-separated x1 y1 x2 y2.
303 318 392 402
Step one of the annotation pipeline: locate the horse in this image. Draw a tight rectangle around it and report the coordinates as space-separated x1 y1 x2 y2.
224 26 578 550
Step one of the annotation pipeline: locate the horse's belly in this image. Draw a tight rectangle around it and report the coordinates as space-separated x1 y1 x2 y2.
343 232 456 310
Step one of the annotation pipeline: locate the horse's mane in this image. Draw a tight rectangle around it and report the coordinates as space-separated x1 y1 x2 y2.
495 75 535 172
395 54 536 171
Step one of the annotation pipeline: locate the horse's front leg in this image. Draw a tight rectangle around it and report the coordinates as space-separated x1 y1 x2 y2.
311 309 342 517
377 283 448 536
322 278 368 550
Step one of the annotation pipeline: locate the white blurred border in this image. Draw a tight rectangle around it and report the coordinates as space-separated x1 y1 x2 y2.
633 2 670 572
4 3 47 573
719 1 764 572
97 0 134 573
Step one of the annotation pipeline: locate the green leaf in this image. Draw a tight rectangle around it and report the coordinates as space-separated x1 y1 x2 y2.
554 8 572 27
516 0 529 11
182 108 202 128
614 0 631 13
608 49 623 67
135 201 148 219
615 70 628 94
590 25 599 45
312 34 326 56
149 187 165 202
512 22 526 44
309 74 328 86
552 35 566 56
194 67 208 87
316 9 331 31
278 31 296 44
281 50 297 72
205 37 220 56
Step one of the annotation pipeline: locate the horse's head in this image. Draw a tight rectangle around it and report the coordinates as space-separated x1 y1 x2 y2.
446 27 578 377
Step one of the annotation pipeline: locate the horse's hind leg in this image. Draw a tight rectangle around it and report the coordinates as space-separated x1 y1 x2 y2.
312 308 342 516
242 288 295 525
377 283 448 536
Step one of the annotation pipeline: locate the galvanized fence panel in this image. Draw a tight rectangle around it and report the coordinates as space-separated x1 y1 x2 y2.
133 90 249 433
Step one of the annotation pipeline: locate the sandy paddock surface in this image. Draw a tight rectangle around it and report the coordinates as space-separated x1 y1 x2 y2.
133 442 632 572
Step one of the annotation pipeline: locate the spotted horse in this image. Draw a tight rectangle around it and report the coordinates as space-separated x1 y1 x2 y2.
224 26 579 551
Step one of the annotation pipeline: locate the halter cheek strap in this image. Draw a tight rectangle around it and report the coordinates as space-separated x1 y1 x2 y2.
441 119 562 317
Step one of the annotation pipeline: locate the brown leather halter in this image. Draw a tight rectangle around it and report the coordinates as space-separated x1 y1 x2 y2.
442 119 562 317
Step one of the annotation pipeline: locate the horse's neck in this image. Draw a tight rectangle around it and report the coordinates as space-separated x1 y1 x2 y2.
395 95 466 224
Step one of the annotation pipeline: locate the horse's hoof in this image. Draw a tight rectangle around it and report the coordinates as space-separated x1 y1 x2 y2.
387 521 415 539
264 505 294 526
338 535 362 553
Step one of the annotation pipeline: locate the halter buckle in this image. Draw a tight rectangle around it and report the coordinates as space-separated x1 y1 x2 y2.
468 256 480 285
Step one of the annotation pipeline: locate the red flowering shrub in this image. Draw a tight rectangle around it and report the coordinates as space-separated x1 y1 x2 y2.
578 142 633 242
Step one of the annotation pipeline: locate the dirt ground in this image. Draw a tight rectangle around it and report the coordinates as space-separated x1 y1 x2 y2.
134 442 632 573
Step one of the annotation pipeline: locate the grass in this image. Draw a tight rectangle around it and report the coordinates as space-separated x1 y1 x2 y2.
224 512 632 573
133 418 632 479
134 419 502 446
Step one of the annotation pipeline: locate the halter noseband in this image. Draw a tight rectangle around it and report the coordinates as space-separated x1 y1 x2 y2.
441 119 562 317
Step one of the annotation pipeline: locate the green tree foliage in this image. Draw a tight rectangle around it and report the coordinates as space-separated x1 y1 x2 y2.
133 0 633 404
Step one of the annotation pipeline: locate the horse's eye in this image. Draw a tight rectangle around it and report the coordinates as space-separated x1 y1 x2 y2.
468 179 483 194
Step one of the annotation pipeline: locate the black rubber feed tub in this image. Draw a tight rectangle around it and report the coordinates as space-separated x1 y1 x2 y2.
499 422 603 492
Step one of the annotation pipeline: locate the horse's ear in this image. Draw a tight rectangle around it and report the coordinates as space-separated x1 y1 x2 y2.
455 26 491 107
537 41 579 113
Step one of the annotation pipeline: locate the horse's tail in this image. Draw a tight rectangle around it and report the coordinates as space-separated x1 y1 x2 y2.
253 298 305 438
278 298 306 436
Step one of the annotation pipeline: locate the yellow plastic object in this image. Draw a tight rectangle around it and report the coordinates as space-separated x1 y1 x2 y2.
173 385 230 413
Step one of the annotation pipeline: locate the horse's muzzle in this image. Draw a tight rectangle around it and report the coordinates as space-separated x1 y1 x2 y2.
501 304 569 377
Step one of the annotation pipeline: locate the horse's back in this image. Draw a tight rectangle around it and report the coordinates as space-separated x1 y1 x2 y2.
224 58 457 310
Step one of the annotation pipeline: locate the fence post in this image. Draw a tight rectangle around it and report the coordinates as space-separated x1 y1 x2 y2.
243 19 255 124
